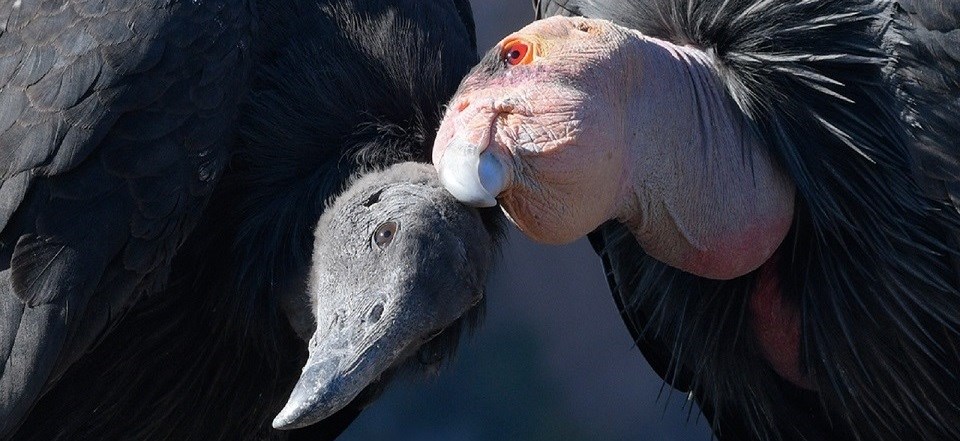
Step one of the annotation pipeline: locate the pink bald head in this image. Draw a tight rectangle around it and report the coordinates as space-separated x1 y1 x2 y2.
433 16 795 280
434 17 633 244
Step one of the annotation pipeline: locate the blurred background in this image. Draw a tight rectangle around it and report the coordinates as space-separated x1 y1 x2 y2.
341 2 712 440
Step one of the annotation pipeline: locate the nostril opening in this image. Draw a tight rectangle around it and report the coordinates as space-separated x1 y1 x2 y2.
496 98 517 114
575 21 597 34
368 304 384 323
333 310 347 329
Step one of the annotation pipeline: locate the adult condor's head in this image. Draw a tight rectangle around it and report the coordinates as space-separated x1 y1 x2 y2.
433 16 794 280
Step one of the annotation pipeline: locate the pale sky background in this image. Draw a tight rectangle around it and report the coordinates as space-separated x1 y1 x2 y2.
341 3 713 440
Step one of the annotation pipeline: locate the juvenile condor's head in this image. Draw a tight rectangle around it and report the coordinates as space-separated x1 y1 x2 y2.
274 163 496 430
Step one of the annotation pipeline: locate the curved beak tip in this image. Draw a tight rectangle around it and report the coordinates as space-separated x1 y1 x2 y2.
271 358 345 431
437 143 509 208
271 386 325 431
271 408 302 430
271 390 340 431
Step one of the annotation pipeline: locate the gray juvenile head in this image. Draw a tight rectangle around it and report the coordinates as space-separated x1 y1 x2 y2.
273 162 494 429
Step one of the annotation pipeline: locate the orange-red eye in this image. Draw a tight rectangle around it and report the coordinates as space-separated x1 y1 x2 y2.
502 39 534 66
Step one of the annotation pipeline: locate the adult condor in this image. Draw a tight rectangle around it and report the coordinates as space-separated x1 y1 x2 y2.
0 0 500 439
434 0 960 440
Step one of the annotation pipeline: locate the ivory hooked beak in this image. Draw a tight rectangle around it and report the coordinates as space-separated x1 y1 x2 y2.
436 139 511 208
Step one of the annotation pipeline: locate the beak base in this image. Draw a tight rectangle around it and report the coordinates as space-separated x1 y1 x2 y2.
436 141 509 207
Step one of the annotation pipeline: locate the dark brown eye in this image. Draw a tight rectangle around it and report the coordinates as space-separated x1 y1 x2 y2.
373 221 398 249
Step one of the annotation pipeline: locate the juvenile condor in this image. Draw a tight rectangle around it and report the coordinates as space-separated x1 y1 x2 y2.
0 0 500 439
434 0 960 440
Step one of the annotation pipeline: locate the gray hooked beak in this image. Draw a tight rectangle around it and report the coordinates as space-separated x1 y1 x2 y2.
273 310 409 430
436 140 511 208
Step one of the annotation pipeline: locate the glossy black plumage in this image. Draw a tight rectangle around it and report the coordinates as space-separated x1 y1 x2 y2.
0 0 483 439
535 1 960 440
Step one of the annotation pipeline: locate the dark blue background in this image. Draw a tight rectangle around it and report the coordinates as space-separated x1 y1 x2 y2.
341 3 712 439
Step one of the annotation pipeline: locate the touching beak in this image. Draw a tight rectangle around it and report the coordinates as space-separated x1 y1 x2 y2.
433 97 513 208
436 140 511 208
273 302 415 430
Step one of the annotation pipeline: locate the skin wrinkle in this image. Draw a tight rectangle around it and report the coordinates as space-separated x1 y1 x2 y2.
519 91 625 241
632 39 713 253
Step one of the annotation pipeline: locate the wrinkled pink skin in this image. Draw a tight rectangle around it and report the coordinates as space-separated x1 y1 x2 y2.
433 17 804 385
434 17 795 281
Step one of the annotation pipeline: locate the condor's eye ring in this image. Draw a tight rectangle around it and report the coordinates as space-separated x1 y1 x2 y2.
373 221 399 249
502 38 535 66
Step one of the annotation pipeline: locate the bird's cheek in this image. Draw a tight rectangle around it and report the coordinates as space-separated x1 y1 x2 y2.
432 113 457 165
499 139 621 245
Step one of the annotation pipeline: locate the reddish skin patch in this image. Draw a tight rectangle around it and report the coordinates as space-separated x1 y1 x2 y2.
679 216 795 281
750 254 814 389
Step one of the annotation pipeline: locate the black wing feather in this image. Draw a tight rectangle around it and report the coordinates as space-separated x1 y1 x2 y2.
9 235 75 307
891 0 960 199
451 0 478 52
533 0 584 19
0 1 252 436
